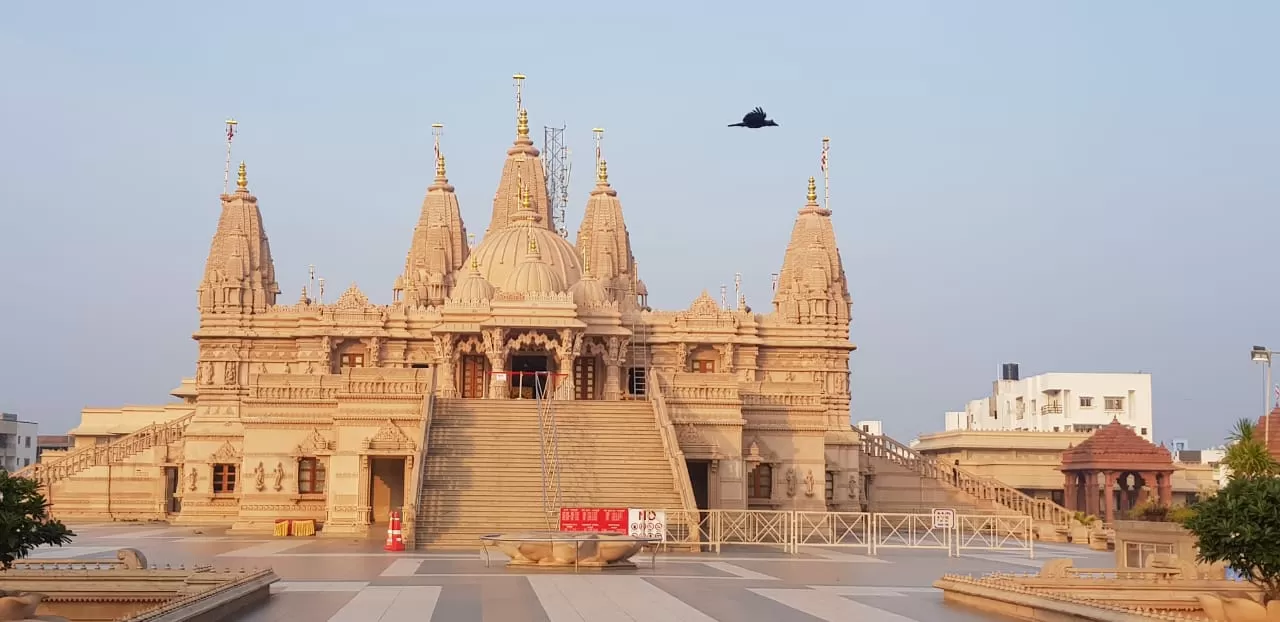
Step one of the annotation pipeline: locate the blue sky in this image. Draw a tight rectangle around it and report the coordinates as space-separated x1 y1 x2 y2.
1 1 1277 447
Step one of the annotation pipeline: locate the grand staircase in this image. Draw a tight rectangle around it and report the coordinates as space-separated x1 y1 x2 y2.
859 429 1072 528
413 397 690 549
10 413 195 486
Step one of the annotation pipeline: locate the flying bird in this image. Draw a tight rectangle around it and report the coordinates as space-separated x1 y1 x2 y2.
728 107 779 129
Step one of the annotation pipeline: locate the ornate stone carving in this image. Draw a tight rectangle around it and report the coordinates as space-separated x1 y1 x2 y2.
209 440 241 462
305 360 315 375
604 336 629 366
719 343 735 373
362 420 416 452
785 468 797 497
253 462 266 491
367 337 381 366
223 361 238 385
198 362 212 385
272 462 285 492
283 360 292 374
187 467 197 491
688 291 720 316
258 361 268 374
847 472 860 499
674 343 689 372
803 470 816 497
295 428 335 455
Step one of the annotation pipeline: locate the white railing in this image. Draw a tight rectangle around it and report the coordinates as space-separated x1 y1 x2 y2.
628 509 1034 558
955 514 1034 558
649 375 701 526
403 367 438 549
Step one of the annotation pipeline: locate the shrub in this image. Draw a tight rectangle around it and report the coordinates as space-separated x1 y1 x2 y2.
1182 476 1280 601
0 470 75 569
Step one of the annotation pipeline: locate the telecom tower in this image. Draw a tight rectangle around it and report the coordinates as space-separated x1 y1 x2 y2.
543 125 570 238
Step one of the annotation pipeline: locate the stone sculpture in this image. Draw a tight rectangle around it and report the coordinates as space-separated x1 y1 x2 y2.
803 470 816 497
253 462 265 491
186 467 197 491
785 468 797 497
272 462 284 492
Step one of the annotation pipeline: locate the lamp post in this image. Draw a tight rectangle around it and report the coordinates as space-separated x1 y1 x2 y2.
1250 345 1272 449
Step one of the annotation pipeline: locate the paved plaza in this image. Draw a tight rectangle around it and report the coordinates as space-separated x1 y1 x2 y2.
36 523 1113 621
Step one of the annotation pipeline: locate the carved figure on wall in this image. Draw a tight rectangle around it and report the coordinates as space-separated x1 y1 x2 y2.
674 343 689 372
253 462 266 491
368 337 381 366
305 361 315 375
785 372 795 382
187 467 197 491
224 362 238 385
803 470 816 497
259 361 268 374
272 462 284 491
283 361 292 374
785 468 797 497
720 343 735 372
198 362 212 385
848 473 861 500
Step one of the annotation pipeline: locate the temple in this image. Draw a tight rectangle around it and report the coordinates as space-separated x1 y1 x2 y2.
23 82 894 545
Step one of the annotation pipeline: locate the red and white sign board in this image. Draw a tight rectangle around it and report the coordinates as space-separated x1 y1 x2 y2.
628 509 667 541
558 507 627 533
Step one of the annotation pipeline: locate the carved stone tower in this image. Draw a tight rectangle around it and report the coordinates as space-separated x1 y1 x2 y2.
772 177 852 325
486 108 553 235
574 159 640 308
398 150 470 307
197 162 280 315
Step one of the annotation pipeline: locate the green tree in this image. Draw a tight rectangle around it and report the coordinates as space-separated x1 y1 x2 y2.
1223 419 1280 479
0 470 74 569
1183 476 1280 601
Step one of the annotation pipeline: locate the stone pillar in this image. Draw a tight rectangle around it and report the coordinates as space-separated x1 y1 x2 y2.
434 335 457 399
1084 471 1099 517
486 352 507 399
1157 473 1173 506
1140 471 1156 505
603 336 625 401
1063 472 1077 511
1103 471 1119 524
555 350 576 401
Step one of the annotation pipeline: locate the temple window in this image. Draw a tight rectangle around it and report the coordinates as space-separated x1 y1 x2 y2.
340 353 365 369
298 457 326 494
748 464 772 500
824 471 834 500
212 464 238 493
693 360 716 373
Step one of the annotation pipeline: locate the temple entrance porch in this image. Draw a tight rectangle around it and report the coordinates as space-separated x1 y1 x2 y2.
509 353 555 399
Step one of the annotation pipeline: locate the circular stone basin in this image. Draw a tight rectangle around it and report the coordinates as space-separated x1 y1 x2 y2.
480 532 658 569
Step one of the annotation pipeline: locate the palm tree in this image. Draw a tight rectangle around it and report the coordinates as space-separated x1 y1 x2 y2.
1223 418 1280 479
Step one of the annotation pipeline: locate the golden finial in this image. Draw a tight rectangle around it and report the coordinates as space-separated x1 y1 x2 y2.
806 176 817 203
520 182 532 211
470 255 479 271
597 160 609 184
528 236 539 255
517 108 530 138
436 154 447 178
237 161 248 191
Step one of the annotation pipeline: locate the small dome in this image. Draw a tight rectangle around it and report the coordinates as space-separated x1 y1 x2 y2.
636 279 649 296
503 236 566 294
451 258 494 302
570 273 609 306
472 183 581 292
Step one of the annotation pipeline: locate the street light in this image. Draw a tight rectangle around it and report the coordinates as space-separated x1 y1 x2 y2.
1250 345 1272 449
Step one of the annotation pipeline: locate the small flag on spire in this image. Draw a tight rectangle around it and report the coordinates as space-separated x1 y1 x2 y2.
1273 384 1278 408
820 139 829 173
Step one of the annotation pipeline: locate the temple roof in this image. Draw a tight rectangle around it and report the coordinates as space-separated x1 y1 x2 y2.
472 182 581 293
1059 419 1175 472
1256 406 1280 459
771 177 851 325
197 161 280 314
485 108 553 234
399 149 469 307
575 159 639 307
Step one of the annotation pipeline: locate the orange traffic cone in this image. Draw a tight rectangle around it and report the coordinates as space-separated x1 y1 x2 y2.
384 510 405 552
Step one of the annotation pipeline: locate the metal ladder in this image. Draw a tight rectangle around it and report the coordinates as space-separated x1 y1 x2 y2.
630 269 649 399
534 372 563 526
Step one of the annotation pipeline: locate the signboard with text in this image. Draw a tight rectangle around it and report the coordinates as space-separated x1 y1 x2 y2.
931 508 955 530
558 507 627 533
628 509 667 541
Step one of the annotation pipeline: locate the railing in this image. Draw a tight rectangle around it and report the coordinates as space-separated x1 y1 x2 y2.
488 371 569 400
402 367 437 549
639 509 1033 557
534 372 563 527
1040 404 1064 415
649 374 701 538
856 427 1073 528
12 412 197 486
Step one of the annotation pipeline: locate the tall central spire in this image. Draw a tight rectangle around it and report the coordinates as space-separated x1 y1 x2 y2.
486 75 553 235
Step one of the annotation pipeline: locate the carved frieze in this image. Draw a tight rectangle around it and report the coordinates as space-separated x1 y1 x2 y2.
362 420 416 452
209 441 241 462
295 428 335 456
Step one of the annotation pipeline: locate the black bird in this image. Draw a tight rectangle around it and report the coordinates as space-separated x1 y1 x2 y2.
728 107 779 128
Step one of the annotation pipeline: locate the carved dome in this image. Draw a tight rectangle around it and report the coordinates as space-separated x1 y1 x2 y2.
472 184 581 291
503 236 566 294
570 272 609 306
450 258 495 302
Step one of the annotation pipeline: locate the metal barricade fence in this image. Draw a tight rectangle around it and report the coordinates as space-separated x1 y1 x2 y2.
954 514 1034 559
563 508 1035 558
793 511 872 554
873 512 953 556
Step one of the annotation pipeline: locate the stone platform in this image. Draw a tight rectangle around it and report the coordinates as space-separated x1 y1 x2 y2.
30 522 1112 621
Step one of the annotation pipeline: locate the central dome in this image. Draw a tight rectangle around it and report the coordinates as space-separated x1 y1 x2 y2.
472 184 581 291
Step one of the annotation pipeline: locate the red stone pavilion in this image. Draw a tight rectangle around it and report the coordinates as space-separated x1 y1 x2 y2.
1257 406 1280 460
1059 419 1176 524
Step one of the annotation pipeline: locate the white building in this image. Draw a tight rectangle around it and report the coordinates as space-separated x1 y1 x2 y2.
0 412 39 472
945 363 1154 441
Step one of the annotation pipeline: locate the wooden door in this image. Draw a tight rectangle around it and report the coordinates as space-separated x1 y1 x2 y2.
693 359 716 373
460 355 487 398
573 357 596 400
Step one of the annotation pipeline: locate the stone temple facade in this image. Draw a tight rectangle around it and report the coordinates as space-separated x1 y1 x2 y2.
26 94 865 541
